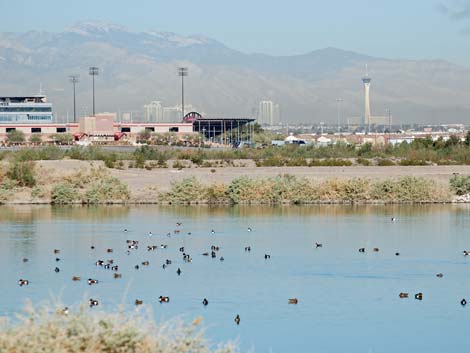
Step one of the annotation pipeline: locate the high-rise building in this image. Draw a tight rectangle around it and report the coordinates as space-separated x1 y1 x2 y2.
258 100 275 126
144 101 163 122
362 67 372 126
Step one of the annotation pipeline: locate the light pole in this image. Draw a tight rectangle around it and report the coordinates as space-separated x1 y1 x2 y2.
89 67 99 116
336 98 343 134
178 67 188 120
69 75 79 123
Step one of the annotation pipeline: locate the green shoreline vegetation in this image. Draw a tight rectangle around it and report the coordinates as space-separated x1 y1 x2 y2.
0 302 236 353
0 145 470 204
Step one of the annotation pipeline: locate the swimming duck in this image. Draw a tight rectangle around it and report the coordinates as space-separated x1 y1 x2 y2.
135 265 140 270
211 230 215 235
158 296 170 303
461 299 467 306
176 268 181 275
391 217 397 222
399 292 409 298
72 276 81 281
95 260 104 266
87 278 98 285
135 299 143 306
89 298 99 307
315 243 323 248
245 246 251 252
54 267 60 273
202 252 209 256
166 259 172 265
55 257 60 262
288 298 299 304
176 222 182 226
373 248 380 252
22 258 28 263
142 261 150 266
179 247 185 252
234 314 240 325
436 273 444 278
211 251 216 258
264 254 271 259
148 232 153 237
18 279 29 286
124 229 128 232
248 227 252 232
463 250 470 256
54 249 60 254
395 252 400 256
113 273 122 279
358 248 365 253
90 246 95 250
106 248 113 253
414 292 423 300
220 257 225 262
111 265 118 271
104 264 111 270
202 298 209 306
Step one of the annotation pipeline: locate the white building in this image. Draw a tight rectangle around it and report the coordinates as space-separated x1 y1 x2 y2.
144 101 163 122
257 100 280 126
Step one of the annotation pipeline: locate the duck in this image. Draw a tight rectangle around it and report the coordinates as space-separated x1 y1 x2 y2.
391 217 397 222
395 252 400 256
22 258 29 263
436 273 444 278
87 278 98 285
106 248 113 253
54 249 60 254
288 298 299 304
373 248 380 252
211 251 216 258
414 292 423 300
90 246 95 250
220 257 225 262
148 232 153 237
54 267 60 273
142 261 150 266
113 273 122 279
264 254 271 259
211 230 215 235
124 229 128 232
95 260 104 266
18 279 29 286
176 268 181 275
55 257 60 262
58 307 69 315
202 252 209 256
315 243 323 248
461 299 467 306
89 298 99 307
135 299 143 306
248 227 252 232
176 222 182 226
166 259 172 265
399 292 409 298
179 247 185 252
245 246 251 252
158 296 170 303
202 298 209 306
111 265 118 271
234 314 240 325
72 276 81 281
358 248 365 253
463 250 470 256
135 265 140 270
104 264 111 270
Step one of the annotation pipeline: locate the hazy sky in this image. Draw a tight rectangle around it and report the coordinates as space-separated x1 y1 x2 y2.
2 0 470 65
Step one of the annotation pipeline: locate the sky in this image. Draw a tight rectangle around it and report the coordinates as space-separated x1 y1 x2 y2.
1 0 470 65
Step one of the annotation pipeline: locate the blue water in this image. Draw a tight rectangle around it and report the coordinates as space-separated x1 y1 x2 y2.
1 205 470 353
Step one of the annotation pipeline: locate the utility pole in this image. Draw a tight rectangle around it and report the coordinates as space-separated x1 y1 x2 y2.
69 75 80 123
89 67 99 116
178 67 188 120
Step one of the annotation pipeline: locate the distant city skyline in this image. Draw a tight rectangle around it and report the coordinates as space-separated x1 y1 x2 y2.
2 0 470 66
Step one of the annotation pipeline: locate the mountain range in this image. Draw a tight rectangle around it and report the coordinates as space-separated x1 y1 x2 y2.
1 21 469 124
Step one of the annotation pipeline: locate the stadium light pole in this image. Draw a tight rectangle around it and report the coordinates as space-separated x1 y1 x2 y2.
178 67 188 120
336 98 343 134
89 67 99 116
69 75 80 123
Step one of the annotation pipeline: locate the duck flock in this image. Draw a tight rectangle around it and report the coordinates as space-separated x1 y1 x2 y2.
16 215 470 328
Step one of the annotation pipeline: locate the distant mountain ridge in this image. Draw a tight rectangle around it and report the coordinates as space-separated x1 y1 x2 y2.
0 21 469 124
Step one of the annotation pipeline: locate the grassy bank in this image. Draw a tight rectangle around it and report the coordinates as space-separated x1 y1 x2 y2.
0 302 235 353
159 175 452 205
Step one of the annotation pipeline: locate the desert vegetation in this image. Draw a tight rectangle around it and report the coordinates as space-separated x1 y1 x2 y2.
0 302 236 353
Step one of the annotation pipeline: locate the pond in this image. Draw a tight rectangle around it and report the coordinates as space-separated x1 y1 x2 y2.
1 205 470 353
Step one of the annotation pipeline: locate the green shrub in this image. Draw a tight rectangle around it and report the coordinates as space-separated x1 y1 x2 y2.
162 177 205 203
357 157 371 166
7 160 36 187
29 134 42 145
7 130 25 144
377 158 396 166
51 183 79 204
83 177 130 204
450 175 470 196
